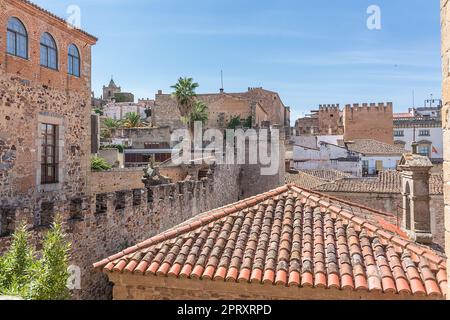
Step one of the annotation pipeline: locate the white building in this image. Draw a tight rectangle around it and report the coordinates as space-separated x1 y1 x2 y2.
103 101 152 120
292 138 406 177
292 135 343 149
344 139 406 176
293 140 361 176
393 116 443 163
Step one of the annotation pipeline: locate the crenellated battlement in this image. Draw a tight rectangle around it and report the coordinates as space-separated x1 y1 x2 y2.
318 104 340 112
343 102 394 144
344 102 393 112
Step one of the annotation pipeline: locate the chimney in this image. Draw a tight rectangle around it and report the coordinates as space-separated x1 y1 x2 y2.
398 153 433 244
157 90 162 95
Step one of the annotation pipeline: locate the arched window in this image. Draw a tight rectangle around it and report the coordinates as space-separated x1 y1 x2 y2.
40 33 58 70
7 17 28 59
68 44 80 77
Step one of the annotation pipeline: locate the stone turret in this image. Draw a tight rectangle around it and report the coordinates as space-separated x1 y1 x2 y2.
398 153 433 244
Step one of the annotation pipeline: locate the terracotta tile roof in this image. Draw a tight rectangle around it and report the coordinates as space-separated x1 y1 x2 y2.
345 139 407 156
286 170 357 192
94 185 447 298
301 169 355 181
285 171 328 190
394 113 415 119
314 171 443 195
17 0 98 41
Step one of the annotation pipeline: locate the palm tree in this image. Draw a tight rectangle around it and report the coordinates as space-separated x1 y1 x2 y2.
184 101 208 129
171 77 199 118
123 112 142 128
103 118 121 129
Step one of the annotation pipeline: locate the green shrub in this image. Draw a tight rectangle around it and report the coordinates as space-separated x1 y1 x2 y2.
0 223 35 297
93 108 103 116
91 156 112 171
28 218 71 300
0 219 71 300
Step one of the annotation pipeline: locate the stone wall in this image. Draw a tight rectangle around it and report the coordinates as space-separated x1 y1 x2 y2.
343 103 394 144
0 163 242 299
108 273 442 300
0 73 92 226
91 168 144 194
441 0 450 298
98 148 123 167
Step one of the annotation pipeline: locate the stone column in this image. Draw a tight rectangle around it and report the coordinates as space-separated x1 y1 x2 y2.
399 154 433 244
441 0 450 299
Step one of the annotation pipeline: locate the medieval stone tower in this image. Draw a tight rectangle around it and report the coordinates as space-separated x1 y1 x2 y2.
102 77 121 100
318 104 343 135
343 103 394 144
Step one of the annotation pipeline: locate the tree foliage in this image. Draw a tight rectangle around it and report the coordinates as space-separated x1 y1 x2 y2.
183 101 209 127
93 108 103 116
103 118 121 129
0 223 34 297
171 77 199 118
227 115 242 129
0 219 71 300
171 77 208 138
123 112 142 128
28 219 71 300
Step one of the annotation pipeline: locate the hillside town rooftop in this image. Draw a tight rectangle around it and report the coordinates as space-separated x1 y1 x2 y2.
94 185 447 299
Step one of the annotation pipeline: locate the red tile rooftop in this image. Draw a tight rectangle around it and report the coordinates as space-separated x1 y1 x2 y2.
94 185 447 299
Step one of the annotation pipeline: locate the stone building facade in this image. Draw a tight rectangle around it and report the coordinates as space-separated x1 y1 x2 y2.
394 115 443 162
102 78 121 101
343 103 394 145
152 87 290 135
101 78 134 103
295 104 343 136
0 0 97 232
441 0 450 299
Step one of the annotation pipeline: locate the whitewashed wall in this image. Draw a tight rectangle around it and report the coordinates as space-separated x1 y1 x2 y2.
394 127 443 160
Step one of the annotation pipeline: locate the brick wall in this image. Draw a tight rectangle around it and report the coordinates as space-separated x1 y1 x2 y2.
0 0 96 93
343 103 394 144
441 0 450 299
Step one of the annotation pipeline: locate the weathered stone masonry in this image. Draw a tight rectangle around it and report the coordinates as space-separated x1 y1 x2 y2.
0 163 243 299
441 0 450 298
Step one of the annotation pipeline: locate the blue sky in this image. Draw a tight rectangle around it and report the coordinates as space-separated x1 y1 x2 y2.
34 0 441 123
